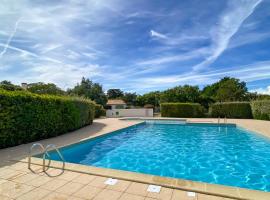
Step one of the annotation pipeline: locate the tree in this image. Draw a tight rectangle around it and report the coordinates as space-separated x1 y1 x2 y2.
201 77 248 102
68 77 107 106
122 92 137 106
0 80 23 91
27 82 65 95
136 91 160 108
160 85 200 103
107 89 124 99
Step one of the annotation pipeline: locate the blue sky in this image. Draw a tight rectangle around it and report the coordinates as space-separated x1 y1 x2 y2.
0 0 270 94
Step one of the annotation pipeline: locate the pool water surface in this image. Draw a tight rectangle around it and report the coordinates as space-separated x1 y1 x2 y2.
48 122 270 192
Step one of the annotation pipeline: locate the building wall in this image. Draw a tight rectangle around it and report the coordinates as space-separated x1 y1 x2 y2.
106 108 153 118
111 105 126 109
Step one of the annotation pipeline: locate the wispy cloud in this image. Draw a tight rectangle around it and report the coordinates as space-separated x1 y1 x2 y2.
0 17 22 58
192 0 263 71
150 30 168 39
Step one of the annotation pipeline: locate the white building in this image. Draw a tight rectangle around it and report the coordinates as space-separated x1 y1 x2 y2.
106 99 153 118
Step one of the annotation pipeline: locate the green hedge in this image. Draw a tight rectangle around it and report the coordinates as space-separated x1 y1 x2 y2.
251 100 270 120
94 104 106 118
161 103 204 117
0 89 95 148
210 102 252 118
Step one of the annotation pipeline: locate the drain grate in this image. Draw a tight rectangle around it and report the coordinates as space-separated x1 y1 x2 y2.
104 178 118 185
147 185 161 193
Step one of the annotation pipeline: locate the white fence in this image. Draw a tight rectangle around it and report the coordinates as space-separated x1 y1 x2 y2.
106 108 153 118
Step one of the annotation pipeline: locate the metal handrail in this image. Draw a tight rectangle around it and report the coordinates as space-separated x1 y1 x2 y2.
28 143 52 172
43 144 65 171
28 143 45 169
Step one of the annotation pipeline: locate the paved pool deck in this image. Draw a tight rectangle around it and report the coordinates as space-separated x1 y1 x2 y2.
1 118 270 200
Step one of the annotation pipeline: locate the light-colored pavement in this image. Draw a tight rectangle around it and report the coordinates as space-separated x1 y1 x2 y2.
0 162 233 200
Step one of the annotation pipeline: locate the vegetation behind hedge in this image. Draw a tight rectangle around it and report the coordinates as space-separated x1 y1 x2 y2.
94 104 106 118
251 101 270 120
210 102 252 119
0 89 95 148
161 103 204 118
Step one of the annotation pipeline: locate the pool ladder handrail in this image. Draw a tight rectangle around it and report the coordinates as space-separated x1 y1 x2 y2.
28 143 64 172
43 144 65 171
218 116 227 124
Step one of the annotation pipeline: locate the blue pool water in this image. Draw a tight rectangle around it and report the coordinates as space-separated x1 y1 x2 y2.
48 122 270 191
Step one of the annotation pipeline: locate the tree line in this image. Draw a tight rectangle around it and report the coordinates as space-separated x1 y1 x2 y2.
1 77 269 108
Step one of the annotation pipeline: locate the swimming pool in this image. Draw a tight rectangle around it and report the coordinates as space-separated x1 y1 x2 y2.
48 122 270 192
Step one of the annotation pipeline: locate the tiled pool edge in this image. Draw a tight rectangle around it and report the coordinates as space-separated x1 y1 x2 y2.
18 157 270 200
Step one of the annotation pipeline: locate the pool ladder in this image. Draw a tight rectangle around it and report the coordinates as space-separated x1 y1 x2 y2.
218 116 227 124
28 143 65 172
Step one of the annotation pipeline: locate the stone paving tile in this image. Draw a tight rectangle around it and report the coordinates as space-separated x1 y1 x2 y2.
72 173 97 185
0 181 34 199
26 175 52 187
197 193 225 200
125 182 149 196
0 169 26 180
0 195 14 200
68 196 86 200
171 189 197 200
56 171 80 181
56 181 85 195
8 163 27 171
0 178 8 185
0 168 14 178
119 193 145 200
73 185 102 200
43 168 66 177
40 178 68 191
146 187 173 200
11 173 39 183
88 176 108 188
93 188 122 200
106 179 131 192
28 165 45 173
16 187 51 200
42 192 70 200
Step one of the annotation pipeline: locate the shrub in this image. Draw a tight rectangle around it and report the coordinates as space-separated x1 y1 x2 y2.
0 89 95 148
161 103 204 118
94 104 106 118
251 100 270 120
210 102 252 119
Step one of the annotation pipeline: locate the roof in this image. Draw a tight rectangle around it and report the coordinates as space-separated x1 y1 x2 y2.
106 99 126 105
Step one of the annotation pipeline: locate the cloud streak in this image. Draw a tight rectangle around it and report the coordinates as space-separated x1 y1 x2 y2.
192 0 263 71
0 17 22 58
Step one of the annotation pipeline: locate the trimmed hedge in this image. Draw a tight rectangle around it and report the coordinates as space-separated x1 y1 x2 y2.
94 104 106 118
210 102 252 119
0 89 95 148
251 100 270 120
161 103 204 117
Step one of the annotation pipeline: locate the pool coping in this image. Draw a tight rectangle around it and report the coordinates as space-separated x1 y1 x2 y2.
18 157 270 200
15 119 270 200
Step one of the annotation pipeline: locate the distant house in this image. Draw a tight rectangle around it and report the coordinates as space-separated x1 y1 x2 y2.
106 99 127 109
106 99 153 118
